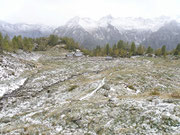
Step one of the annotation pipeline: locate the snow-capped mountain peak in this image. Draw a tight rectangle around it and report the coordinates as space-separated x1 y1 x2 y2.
54 15 180 50
0 21 54 38
66 16 98 31
64 15 175 32
98 16 173 32
100 15 114 22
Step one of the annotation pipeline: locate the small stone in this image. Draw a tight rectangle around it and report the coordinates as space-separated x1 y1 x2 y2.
103 93 108 97
0 117 11 123
154 99 161 105
103 84 110 90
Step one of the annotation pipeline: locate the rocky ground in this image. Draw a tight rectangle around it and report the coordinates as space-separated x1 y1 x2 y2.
0 49 180 135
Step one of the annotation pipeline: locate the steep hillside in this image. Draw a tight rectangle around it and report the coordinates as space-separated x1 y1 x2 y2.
143 21 180 50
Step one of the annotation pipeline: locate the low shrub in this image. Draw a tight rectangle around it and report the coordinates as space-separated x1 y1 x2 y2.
68 85 78 92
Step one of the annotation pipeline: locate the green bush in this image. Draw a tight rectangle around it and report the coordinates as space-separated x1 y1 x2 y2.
68 85 78 92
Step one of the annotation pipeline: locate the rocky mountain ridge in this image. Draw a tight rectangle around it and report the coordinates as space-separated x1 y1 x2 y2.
0 20 54 38
1 16 180 50
54 16 180 49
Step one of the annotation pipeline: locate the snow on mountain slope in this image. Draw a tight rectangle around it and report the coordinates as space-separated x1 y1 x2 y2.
175 16 180 23
99 15 172 32
0 20 54 37
62 15 174 33
54 15 180 49
66 16 98 31
13 23 54 33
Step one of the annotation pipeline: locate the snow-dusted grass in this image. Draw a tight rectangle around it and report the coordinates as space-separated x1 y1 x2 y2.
0 52 40 98
0 77 27 98
0 51 179 135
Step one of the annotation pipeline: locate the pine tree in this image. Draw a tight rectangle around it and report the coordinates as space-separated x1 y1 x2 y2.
12 36 19 51
117 40 124 50
174 43 180 55
105 44 110 56
112 44 116 55
48 35 59 46
146 46 153 54
61 37 79 50
155 48 162 56
2 34 12 52
93 46 100 56
0 32 3 53
17 35 23 49
119 48 127 57
130 42 136 55
23 37 33 51
161 45 166 57
137 45 144 55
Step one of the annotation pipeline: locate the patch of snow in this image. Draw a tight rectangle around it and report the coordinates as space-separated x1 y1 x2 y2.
80 78 105 100
11 51 41 61
66 16 98 31
65 15 176 32
0 77 27 98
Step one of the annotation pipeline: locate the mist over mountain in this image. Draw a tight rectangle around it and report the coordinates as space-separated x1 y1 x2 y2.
1 16 180 50
0 20 54 38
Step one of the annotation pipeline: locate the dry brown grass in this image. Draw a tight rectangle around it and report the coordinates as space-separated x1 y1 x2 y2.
149 90 160 96
117 90 180 100
1 124 49 134
171 91 180 98
68 85 78 91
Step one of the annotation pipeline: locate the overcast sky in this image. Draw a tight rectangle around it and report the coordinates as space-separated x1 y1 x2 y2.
0 0 180 26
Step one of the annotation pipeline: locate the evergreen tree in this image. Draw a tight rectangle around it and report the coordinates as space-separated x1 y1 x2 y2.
34 37 49 51
146 46 153 54
12 36 19 51
130 42 136 55
137 45 144 55
174 43 180 55
17 35 23 49
112 44 118 56
2 34 12 52
117 40 124 50
105 44 110 56
119 48 127 57
48 35 59 46
155 48 162 56
62 37 79 50
23 37 33 51
161 45 166 57
93 46 101 56
0 32 3 53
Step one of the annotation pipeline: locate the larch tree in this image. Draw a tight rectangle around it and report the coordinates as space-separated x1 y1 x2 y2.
146 46 153 54
130 42 136 55
161 45 166 57
174 43 180 55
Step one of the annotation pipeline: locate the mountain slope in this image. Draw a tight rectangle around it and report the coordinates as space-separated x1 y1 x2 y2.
1 16 180 50
0 20 54 38
54 16 180 50
143 21 180 50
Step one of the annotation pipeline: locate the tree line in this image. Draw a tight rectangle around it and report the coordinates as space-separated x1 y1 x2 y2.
91 40 180 57
0 33 80 53
0 32 180 56
0 33 34 52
